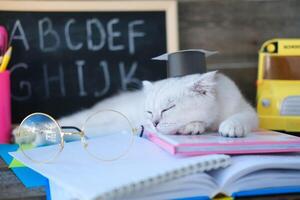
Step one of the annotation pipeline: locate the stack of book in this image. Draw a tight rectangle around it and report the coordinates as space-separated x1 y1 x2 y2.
8 130 300 200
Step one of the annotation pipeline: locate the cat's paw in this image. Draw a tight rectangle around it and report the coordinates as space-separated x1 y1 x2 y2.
178 122 206 135
219 119 249 137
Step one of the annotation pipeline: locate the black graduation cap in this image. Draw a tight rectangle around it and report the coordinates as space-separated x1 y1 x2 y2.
152 49 217 77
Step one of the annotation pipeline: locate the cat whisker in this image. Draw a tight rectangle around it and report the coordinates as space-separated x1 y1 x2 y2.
158 122 177 128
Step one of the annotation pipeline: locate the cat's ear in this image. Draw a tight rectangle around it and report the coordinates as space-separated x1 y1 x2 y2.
190 71 218 95
142 80 153 92
200 71 218 84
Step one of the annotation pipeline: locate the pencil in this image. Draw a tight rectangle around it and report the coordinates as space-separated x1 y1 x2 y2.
0 46 12 72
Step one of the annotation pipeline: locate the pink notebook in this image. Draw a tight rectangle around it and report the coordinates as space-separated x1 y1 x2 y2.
146 130 300 155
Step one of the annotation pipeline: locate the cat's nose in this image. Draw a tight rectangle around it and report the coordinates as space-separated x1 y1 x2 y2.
153 120 160 127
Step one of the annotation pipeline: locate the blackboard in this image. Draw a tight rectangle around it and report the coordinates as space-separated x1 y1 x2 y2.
0 1 178 123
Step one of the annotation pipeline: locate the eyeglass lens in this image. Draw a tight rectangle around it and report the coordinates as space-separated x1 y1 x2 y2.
82 110 134 161
17 113 62 162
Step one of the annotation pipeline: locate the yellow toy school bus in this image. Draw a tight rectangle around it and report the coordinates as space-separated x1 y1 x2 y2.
257 39 300 132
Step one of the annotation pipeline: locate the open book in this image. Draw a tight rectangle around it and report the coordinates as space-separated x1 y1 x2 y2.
26 153 300 200
10 136 230 200
10 134 300 199
122 154 300 199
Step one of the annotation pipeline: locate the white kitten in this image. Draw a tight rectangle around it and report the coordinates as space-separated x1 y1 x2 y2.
14 71 258 145
59 71 258 137
143 71 258 137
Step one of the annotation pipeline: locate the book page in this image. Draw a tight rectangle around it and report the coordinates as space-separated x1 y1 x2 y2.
10 135 229 199
226 169 300 194
208 153 300 195
120 173 219 199
50 172 219 200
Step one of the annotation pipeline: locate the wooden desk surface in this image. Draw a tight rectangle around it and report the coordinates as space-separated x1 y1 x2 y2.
0 158 46 200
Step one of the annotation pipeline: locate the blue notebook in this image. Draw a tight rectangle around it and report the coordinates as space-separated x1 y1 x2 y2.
0 144 48 188
177 186 300 200
233 186 300 197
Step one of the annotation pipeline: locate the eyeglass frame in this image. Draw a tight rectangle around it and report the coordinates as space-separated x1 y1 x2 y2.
17 109 140 163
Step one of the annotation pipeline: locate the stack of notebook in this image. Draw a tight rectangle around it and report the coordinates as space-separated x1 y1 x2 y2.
9 130 300 200
146 130 300 155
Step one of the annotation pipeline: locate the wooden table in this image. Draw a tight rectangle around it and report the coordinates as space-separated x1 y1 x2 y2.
0 158 46 200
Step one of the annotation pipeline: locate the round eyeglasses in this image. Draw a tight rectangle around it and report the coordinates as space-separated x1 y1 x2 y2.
16 110 139 163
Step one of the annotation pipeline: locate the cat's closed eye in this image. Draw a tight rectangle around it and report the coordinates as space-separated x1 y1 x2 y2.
146 111 153 116
161 104 176 116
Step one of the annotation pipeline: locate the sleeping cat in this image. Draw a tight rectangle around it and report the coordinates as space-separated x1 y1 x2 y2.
14 71 258 145
58 71 258 137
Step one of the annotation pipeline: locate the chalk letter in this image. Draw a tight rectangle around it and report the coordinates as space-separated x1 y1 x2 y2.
94 61 110 97
10 63 32 101
119 61 141 90
39 18 60 52
10 20 30 50
86 18 106 51
65 19 83 50
75 60 87 96
128 20 145 54
107 18 124 51
43 64 66 98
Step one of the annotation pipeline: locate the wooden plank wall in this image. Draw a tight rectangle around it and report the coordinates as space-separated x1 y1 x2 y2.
178 0 300 105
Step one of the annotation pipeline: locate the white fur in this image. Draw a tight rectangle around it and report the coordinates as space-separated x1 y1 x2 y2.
143 71 258 136
14 72 258 145
58 71 258 137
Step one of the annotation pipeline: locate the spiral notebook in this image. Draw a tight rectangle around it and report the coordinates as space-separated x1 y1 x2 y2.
10 136 230 200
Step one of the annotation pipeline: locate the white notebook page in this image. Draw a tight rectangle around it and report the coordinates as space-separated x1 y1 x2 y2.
10 136 230 200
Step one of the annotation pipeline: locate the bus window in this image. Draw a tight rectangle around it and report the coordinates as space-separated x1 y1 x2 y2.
263 56 300 80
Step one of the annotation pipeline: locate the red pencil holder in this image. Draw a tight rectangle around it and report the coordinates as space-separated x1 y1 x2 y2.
0 70 11 143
